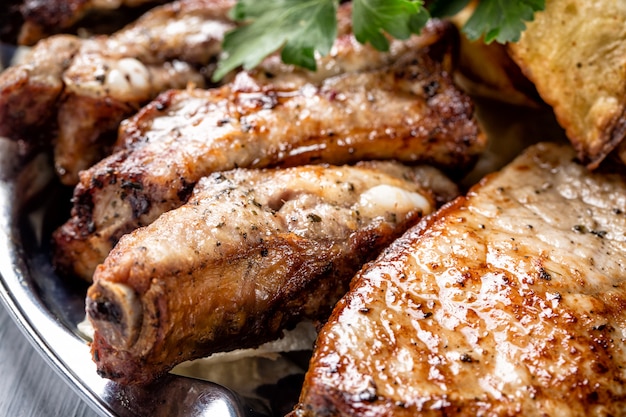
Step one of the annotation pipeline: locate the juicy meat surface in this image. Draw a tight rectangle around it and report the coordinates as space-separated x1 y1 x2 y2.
508 0 626 169
292 142 626 417
86 161 459 385
53 39 485 282
0 0 236 184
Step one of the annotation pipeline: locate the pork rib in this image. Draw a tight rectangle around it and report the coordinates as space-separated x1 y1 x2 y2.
292 142 626 417
86 161 458 385
0 34 81 140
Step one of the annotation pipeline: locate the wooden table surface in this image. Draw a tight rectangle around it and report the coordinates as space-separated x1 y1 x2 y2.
0 302 98 417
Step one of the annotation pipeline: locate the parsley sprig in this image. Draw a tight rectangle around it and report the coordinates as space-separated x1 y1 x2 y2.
430 0 546 43
213 0 545 81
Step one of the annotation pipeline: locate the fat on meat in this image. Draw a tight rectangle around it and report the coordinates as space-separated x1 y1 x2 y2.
292 142 626 417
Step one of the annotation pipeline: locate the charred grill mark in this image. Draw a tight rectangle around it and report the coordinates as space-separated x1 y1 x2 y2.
67 191 97 239
538 267 552 281
177 177 195 202
217 117 231 126
121 179 143 190
423 80 440 98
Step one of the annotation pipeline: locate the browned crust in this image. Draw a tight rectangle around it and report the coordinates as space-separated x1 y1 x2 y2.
587 106 626 169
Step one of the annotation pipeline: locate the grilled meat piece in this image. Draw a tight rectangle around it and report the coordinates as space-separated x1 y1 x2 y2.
53 41 485 282
292 142 626 417
86 161 459 385
508 0 626 169
17 0 170 46
55 0 236 184
55 58 207 184
0 0 236 184
0 34 82 140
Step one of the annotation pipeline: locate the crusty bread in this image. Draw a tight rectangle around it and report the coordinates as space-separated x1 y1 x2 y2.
509 0 626 169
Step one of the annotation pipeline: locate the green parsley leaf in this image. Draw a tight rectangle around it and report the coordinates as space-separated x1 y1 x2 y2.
213 0 545 81
351 0 430 51
212 0 338 81
462 0 545 44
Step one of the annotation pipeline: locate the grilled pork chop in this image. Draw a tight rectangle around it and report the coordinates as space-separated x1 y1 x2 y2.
292 142 626 416
86 161 458 385
53 40 485 282
0 0 235 184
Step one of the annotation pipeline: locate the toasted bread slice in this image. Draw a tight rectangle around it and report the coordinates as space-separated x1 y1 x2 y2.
508 0 626 169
